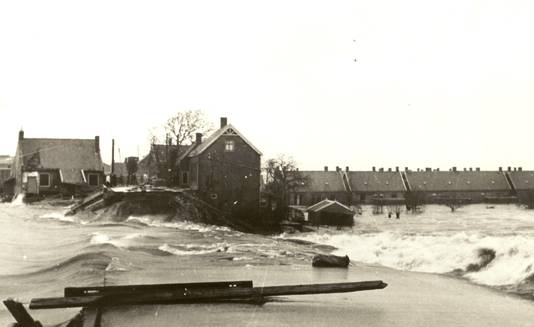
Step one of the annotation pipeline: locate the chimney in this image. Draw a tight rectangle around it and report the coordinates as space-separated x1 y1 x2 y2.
436 168 440 172
469 167 473 172
518 167 522 171
379 168 384 172
452 167 457 172
425 168 431 172
336 166 340 172
395 166 399 172
18 130 24 140
324 166 328 172
346 166 349 172
372 166 376 172
95 136 100 153
405 167 408 171
196 133 203 145
508 166 511 172
220 117 228 128
476 167 480 172
388 168 392 172
514 167 517 172
499 167 503 172
464 168 467 171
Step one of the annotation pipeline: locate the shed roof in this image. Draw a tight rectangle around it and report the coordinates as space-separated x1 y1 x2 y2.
293 171 346 193
347 171 406 192
18 138 103 184
188 124 262 157
507 171 534 190
306 199 354 214
405 171 511 192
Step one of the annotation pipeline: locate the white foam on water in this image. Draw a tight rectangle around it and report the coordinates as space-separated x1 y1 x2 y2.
9 194 25 206
89 232 143 248
158 242 231 256
126 215 232 233
290 230 534 287
40 212 76 223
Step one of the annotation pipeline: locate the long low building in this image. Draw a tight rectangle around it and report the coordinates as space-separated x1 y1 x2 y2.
288 166 531 207
404 169 513 203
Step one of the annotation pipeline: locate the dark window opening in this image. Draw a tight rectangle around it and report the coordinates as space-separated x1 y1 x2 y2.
182 172 189 184
40 173 50 187
88 174 99 186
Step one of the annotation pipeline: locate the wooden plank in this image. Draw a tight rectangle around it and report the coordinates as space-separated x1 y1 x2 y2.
3 299 42 327
65 280 253 297
31 281 387 309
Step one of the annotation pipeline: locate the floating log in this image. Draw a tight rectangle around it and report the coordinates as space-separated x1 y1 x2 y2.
312 254 350 268
64 280 253 297
30 281 387 309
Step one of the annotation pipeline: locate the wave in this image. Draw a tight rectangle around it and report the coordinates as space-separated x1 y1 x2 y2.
125 215 233 233
289 230 534 288
8 252 112 277
89 232 146 249
158 242 231 256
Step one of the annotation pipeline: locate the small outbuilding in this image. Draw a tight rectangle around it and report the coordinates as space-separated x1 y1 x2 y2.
305 199 354 226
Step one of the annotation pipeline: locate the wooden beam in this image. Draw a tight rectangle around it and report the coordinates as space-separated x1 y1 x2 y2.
65 280 253 297
31 281 387 309
3 299 42 327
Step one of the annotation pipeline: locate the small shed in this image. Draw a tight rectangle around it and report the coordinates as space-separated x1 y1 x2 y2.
305 199 354 226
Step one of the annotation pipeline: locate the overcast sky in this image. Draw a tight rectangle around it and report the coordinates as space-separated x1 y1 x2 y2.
0 1 533 171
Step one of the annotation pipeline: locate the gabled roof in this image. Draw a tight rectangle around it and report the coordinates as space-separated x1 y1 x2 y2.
405 171 511 192
347 171 406 192
17 138 103 184
507 171 534 190
292 171 346 193
139 144 190 166
187 124 262 157
306 199 353 214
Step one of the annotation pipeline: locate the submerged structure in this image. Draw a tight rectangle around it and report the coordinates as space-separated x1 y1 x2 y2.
8 130 105 199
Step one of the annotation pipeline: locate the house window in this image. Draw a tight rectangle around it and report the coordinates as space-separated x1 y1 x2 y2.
225 140 235 152
39 173 50 187
182 172 189 184
88 173 99 186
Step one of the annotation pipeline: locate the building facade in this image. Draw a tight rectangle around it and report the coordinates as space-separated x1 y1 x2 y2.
403 169 513 203
0 155 13 195
181 118 262 220
10 131 104 197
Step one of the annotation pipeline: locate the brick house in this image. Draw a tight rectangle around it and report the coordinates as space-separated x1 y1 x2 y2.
10 130 105 197
178 117 262 219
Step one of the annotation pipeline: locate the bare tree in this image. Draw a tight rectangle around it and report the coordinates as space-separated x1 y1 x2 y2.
164 110 213 185
165 110 213 147
147 126 164 145
264 155 308 221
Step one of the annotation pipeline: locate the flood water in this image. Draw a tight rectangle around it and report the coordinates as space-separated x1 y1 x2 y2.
1 200 534 324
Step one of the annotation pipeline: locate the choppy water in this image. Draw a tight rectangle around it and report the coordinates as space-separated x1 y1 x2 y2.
0 201 534 324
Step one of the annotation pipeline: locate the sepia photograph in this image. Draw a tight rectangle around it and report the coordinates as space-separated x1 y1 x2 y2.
1 1 534 326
